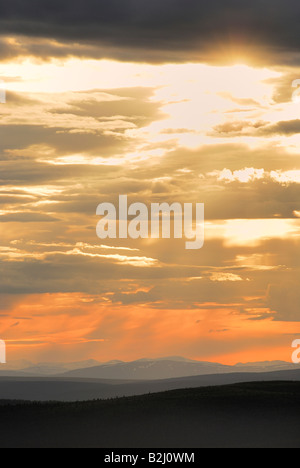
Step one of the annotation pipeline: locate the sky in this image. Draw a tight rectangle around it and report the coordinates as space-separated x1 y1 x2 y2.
1 0 300 365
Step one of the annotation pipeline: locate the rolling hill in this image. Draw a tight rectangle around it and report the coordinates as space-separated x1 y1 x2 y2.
1 381 300 448
0 368 300 402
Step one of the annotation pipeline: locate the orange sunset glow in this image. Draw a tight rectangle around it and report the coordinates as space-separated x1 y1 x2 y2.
1 2 300 369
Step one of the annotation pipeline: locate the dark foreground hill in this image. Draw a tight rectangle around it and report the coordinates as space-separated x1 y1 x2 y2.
1 381 300 448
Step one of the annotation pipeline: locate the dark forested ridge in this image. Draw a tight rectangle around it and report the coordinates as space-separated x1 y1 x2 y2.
0 381 300 448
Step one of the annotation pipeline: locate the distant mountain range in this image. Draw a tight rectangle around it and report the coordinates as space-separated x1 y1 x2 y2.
0 359 102 376
0 356 298 380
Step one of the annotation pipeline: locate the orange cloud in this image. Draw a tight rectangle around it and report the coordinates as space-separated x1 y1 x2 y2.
2 293 300 364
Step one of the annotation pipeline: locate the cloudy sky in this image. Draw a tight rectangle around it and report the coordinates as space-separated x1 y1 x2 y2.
1 0 300 364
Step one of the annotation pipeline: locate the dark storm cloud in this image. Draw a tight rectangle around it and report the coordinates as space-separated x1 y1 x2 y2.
1 0 300 64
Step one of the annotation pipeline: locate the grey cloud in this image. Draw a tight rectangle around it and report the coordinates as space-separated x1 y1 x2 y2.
0 294 25 311
0 194 34 206
267 281 300 321
259 239 300 269
0 0 300 65
267 72 300 104
139 144 300 177
0 212 58 222
212 121 268 137
205 179 300 219
2 141 300 220
3 163 300 222
111 280 252 306
4 91 41 106
109 264 297 308
261 119 300 136
0 236 299 319
0 254 183 295
213 119 300 138
0 158 122 186
111 290 158 305
217 92 261 108
51 87 165 128
0 88 163 157
0 124 128 156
